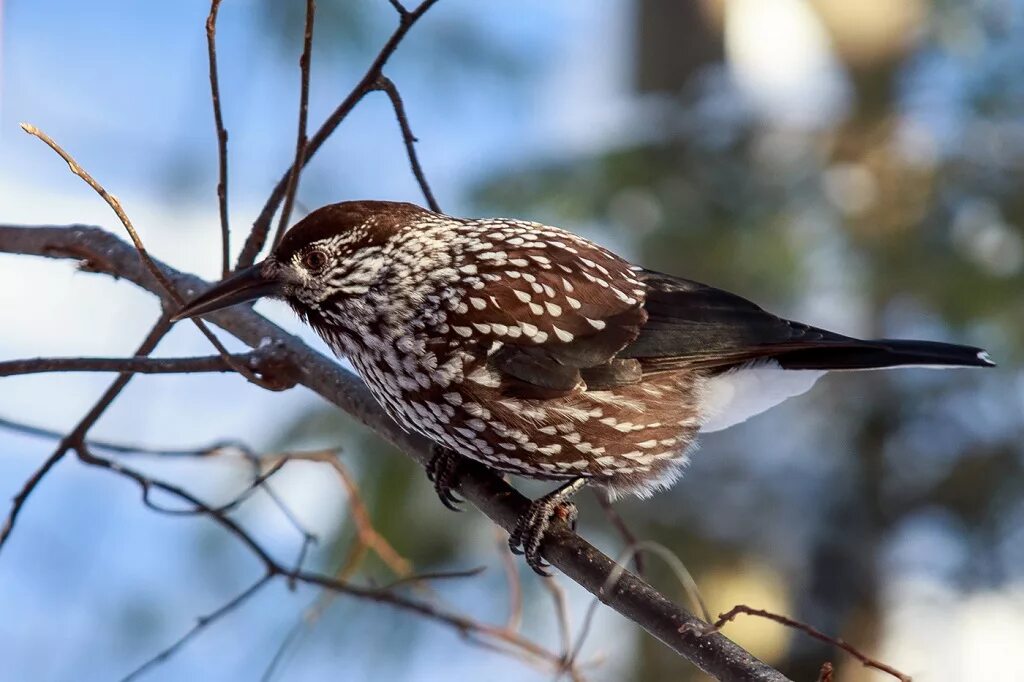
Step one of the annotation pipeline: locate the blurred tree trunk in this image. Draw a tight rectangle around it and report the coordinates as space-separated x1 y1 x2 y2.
634 0 722 95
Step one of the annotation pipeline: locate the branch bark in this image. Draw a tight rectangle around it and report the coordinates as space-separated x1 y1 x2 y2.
0 222 789 682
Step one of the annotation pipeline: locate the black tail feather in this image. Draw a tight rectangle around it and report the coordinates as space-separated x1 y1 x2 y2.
774 339 995 371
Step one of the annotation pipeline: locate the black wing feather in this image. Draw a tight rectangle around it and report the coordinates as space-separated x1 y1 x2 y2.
621 270 993 371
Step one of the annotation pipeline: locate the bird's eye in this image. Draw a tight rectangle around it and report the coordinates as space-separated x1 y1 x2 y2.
302 249 329 273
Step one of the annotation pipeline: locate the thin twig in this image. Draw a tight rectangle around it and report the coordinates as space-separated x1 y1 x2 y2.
374 75 440 212
269 449 413 579
568 541 709 673
496 526 523 631
593 489 646 577
0 317 172 555
691 605 912 682
272 0 316 249
236 0 441 267
122 574 273 682
540 579 584 682
206 0 231 277
0 354 246 377
382 566 486 590
19 124 286 391
142 459 290 517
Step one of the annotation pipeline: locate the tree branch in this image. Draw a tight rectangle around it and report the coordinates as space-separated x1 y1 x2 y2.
0 354 243 377
0 222 789 681
0 316 173 554
19 124 285 391
374 75 441 212
271 0 316 249
693 605 912 682
235 0 441 267
205 0 231 277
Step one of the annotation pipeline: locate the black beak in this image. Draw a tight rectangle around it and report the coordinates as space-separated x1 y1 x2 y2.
171 262 281 321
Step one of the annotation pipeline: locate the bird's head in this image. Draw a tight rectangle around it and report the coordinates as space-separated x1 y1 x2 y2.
172 200 431 324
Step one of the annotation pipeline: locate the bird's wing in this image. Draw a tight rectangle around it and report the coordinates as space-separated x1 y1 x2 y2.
620 270 867 371
442 222 649 397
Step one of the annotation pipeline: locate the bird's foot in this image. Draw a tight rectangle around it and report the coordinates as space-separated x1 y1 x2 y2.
509 478 586 576
426 445 465 511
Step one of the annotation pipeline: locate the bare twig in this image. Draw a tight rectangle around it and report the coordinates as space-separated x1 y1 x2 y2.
19 124 286 391
690 605 911 682
0 353 244 377
382 566 487 590
374 75 440 212
0 316 172 555
272 0 316 248
122 574 273 682
236 0 441 267
205 0 231 277
594 489 646 577
268 449 412 579
568 540 710 675
540 579 584 681
496 526 523 631
0 223 789 681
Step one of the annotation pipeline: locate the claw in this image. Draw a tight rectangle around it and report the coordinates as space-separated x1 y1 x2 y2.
427 446 465 512
507 478 586 576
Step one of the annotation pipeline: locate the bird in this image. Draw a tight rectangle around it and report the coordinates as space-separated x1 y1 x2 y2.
174 200 994 574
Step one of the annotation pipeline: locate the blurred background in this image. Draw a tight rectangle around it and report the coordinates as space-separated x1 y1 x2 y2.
1 0 1023 680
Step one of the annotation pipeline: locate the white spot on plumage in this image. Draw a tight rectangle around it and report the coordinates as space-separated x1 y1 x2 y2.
552 326 574 342
513 290 532 303
586 318 606 330
469 297 487 310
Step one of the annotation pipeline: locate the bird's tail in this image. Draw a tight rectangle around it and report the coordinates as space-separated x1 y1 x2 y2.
772 339 995 371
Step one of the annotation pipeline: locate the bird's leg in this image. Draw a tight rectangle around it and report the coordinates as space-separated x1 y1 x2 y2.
425 443 466 511
509 477 587 576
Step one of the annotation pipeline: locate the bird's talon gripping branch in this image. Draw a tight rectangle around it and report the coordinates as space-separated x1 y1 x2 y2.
509 478 586 575
426 445 465 511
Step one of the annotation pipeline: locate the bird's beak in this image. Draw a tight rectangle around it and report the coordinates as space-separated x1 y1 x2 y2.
171 262 281 321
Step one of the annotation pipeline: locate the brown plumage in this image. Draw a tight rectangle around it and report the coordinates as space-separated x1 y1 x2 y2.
175 200 994 573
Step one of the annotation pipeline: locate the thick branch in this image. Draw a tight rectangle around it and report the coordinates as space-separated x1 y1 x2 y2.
0 223 788 682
